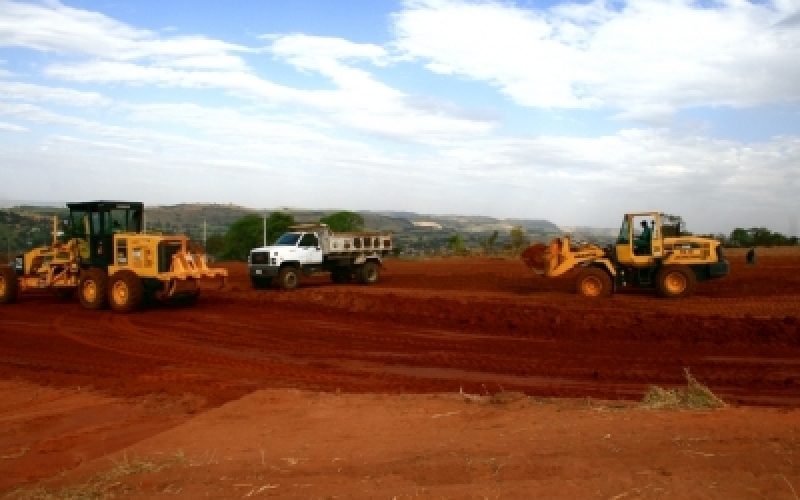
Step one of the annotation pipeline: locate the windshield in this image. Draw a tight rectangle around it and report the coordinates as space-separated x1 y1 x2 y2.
617 217 630 244
275 233 301 246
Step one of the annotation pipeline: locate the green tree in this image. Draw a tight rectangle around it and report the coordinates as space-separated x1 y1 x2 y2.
204 234 226 257
320 211 364 232
728 227 798 247
221 212 295 260
480 229 499 254
265 212 295 244
509 226 529 254
447 234 466 255
222 214 263 261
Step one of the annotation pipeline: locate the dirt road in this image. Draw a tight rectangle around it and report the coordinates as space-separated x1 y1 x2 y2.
1 250 799 497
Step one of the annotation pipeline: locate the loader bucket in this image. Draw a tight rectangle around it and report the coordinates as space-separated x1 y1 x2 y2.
521 243 549 274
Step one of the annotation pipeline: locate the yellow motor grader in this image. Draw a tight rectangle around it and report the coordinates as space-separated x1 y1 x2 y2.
0 201 226 312
521 212 729 298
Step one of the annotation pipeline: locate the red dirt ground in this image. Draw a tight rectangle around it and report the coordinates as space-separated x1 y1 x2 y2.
1 248 799 498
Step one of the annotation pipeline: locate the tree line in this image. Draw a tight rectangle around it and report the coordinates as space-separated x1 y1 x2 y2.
205 211 365 260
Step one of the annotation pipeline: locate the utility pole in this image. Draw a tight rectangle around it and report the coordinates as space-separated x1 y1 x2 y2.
263 212 267 247
203 220 207 248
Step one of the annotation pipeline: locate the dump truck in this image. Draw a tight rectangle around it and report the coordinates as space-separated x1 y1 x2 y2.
248 223 392 290
521 211 729 298
0 201 227 312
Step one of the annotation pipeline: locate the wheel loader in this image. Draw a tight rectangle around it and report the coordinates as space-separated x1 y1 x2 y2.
0 201 227 312
521 212 729 298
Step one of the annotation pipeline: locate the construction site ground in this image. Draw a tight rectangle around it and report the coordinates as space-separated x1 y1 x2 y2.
1 247 799 499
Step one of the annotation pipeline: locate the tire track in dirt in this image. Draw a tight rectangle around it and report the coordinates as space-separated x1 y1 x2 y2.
2 256 800 406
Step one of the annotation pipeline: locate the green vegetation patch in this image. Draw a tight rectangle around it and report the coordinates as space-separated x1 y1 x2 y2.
641 368 726 410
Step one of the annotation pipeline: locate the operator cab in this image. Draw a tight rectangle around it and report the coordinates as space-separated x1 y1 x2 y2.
65 201 144 269
616 212 664 264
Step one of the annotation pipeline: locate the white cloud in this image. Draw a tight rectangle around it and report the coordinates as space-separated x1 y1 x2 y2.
393 0 800 115
0 120 26 132
0 0 798 232
0 0 250 70
0 81 111 106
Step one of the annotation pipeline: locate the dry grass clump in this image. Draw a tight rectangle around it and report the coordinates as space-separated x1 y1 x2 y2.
5 451 185 500
641 368 726 410
489 390 527 405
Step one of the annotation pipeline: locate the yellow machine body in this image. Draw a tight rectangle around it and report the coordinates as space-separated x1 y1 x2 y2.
1 204 228 311
522 211 729 298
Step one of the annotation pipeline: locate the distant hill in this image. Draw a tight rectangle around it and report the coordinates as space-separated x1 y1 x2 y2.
1 202 568 256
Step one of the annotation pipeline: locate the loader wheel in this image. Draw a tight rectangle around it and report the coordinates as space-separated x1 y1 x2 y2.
575 267 612 298
0 266 19 304
359 261 381 285
109 270 144 313
278 266 300 290
79 268 109 310
331 268 351 284
656 265 696 298
250 276 273 289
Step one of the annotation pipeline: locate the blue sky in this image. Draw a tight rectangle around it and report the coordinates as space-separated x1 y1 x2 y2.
0 0 799 233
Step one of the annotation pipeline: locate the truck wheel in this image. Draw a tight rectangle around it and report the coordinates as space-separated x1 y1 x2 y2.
0 266 19 304
278 266 300 290
250 276 273 289
331 268 351 284
575 267 612 298
79 268 109 310
656 265 696 298
109 270 144 313
359 261 381 285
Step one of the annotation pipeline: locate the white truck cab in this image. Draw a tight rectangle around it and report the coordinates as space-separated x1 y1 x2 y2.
248 224 392 290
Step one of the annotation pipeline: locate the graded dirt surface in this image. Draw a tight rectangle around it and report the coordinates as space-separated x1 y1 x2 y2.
1 248 799 498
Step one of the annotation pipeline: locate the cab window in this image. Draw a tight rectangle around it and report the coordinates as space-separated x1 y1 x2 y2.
617 217 630 244
68 209 90 239
109 207 142 233
275 233 301 246
299 233 319 247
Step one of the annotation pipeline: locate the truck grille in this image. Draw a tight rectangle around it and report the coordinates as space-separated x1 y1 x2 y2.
251 251 269 265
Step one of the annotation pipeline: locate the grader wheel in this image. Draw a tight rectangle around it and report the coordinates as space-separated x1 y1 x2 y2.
656 265 696 298
109 270 144 313
79 268 109 310
0 266 19 304
574 267 612 298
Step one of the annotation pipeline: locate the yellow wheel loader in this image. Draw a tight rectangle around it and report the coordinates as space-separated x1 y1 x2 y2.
0 201 226 312
521 212 729 298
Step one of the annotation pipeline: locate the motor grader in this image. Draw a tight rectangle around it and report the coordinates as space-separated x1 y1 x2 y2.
0 201 226 312
521 212 729 298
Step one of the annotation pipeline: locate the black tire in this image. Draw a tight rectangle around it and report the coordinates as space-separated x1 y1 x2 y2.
109 270 144 313
171 290 200 307
79 268 109 310
54 288 76 301
359 261 381 285
574 267 612 298
250 276 274 289
0 266 19 304
331 268 351 284
278 266 300 290
656 265 696 298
